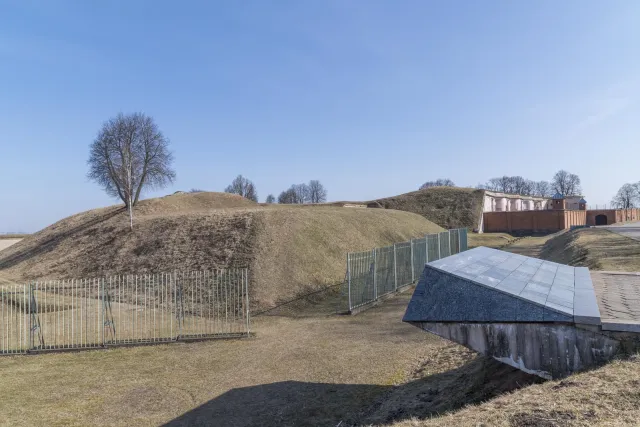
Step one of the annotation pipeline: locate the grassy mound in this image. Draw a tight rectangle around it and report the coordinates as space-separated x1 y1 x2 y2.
538 228 640 271
367 187 485 230
0 192 442 310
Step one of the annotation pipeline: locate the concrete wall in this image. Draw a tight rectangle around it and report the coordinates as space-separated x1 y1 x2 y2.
586 208 640 226
417 322 620 379
483 210 587 233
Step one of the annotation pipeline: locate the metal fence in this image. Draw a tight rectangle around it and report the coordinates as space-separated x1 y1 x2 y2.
344 229 468 313
0 269 250 355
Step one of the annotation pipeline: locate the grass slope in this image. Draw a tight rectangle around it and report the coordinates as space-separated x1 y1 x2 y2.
367 187 485 230
0 192 442 310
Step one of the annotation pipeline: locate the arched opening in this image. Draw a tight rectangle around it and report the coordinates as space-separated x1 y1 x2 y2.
595 214 608 226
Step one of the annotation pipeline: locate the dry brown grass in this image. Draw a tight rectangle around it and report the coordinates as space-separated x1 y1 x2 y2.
0 192 442 311
384 354 640 426
0 234 28 239
538 228 640 271
468 232 516 248
0 294 447 427
367 187 485 230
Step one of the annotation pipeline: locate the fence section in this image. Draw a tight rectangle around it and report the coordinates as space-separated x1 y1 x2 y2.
1 269 250 355
344 229 468 313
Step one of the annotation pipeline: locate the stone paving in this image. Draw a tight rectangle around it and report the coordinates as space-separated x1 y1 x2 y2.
591 271 640 332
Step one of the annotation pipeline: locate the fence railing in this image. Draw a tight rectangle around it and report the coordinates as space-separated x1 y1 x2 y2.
344 229 467 313
0 269 250 355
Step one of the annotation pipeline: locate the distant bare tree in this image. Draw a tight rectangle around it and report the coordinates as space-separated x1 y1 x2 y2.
277 183 310 204
189 188 205 193
278 188 298 204
308 180 327 203
224 175 258 202
88 112 176 230
552 170 582 196
419 178 455 190
533 181 552 197
292 184 310 203
265 194 276 203
611 183 639 209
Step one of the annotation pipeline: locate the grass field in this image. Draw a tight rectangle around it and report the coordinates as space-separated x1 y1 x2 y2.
468 232 516 248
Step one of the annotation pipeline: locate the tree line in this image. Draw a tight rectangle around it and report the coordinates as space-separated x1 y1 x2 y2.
419 170 582 198
223 175 328 204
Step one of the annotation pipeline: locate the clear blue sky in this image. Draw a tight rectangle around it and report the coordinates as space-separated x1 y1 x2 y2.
2 1 640 232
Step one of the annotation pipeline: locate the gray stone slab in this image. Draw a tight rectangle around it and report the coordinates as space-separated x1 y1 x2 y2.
601 320 640 333
524 281 552 295
496 277 528 295
516 264 539 275
509 270 534 282
410 246 602 326
574 288 601 325
519 288 548 306
545 300 573 316
543 306 574 322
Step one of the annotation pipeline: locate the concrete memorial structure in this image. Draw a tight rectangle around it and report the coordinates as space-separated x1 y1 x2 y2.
403 247 640 379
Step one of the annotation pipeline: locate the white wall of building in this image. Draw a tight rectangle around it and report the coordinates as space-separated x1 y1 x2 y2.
483 191 551 213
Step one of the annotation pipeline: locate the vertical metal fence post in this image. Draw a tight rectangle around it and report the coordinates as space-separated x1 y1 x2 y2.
459 229 463 253
28 284 33 351
425 235 429 263
437 233 441 259
372 249 377 301
245 268 250 336
100 278 105 346
410 238 415 282
393 243 397 292
347 253 352 311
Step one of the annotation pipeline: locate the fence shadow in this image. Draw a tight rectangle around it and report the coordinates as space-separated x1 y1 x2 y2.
163 355 541 427
0 207 125 270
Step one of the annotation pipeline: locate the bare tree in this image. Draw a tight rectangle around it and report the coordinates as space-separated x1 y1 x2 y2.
189 188 205 193
292 184 310 203
533 181 552 197
552 170 582 196
88 112 175 230
224 175 258 202
611 183 639 209
419 178 455 190
265 194 276 203
308 180 327 203
278 188 298 204
277 184 310 204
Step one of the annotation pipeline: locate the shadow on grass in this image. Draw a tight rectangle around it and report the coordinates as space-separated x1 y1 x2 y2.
163 355 542 427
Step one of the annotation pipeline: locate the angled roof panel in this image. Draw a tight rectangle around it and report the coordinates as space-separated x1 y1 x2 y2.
403 246 601 326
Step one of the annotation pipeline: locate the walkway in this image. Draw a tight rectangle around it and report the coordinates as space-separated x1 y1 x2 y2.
591 271 640 332
601 221 640 241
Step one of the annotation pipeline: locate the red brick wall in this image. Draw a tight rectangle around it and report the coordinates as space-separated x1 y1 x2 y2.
586 209 640 226
483 210 586 233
